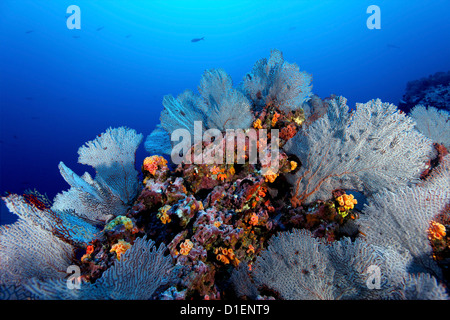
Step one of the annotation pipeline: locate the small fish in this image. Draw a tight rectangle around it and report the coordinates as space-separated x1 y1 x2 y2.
72 35 81 38
25 97 33 101
125 34 132 38
25 30 34 34
96 26 104 31
191 37 205 42
387 43 400 49
31 116 39 120
288 26 296 31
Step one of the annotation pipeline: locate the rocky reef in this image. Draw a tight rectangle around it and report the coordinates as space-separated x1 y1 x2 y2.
1 50 449 300
399 70 450 113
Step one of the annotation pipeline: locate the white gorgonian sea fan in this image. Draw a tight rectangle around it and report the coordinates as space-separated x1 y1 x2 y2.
251 229 448 300
52 127 143 223
24 237 174 300
409 105 450 149
284 96 434 205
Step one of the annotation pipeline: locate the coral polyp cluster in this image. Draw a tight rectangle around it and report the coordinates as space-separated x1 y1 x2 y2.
143 155 169 183
178 239 194 256
335 192 358 218
110 239 132 261
429 221 446 241
215 247 239 266
1 49 449 301
157 205 172 224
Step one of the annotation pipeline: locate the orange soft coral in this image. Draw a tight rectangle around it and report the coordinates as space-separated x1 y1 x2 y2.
257 186 267 197
179 239 194 256
428 221 446 241
336 193 357 211
143 155 168 175
290 161 298 171
215 247 239 266
263 168 278 183
110 239 131 261
271 112 281 127
211 165 228 181
217 173 227 181
157 205 171 224
210 165 221 175
249 213 259 226
86 245 94 255
253 119 263 129
81 245 95 263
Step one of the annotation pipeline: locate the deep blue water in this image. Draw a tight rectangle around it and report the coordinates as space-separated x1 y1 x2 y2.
1 0 450 224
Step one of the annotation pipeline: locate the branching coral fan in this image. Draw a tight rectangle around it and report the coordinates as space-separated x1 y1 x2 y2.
1 49 449 300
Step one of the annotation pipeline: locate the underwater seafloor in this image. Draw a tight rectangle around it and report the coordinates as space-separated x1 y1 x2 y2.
0 49 449 301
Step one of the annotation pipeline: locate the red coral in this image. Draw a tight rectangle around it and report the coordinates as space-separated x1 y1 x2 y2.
420 143 449 180
22 191 51 211
280 124 297 141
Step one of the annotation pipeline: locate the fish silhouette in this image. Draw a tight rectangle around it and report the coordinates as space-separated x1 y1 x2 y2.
125 34 132 38
96 26 104 31
25 30 34 34
72 35 81 38
387 43 400 49
191 37 205 42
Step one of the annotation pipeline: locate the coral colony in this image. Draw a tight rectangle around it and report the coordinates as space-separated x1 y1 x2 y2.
1 49 450 300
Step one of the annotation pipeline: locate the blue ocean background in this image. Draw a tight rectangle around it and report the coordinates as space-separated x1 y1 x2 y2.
1 0 449 225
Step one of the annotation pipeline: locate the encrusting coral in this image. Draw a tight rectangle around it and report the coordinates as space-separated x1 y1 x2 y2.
1 50 449 300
